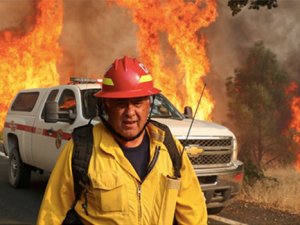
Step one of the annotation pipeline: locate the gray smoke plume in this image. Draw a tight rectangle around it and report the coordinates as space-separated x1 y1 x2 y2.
0 0 35 36
204 0 300 123
59 0 137 82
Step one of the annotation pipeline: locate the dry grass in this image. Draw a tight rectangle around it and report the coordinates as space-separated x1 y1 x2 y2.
238 166 300 214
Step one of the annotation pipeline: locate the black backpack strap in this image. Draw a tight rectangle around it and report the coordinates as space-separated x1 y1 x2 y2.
149 119 182 178
71 123 94 207
63 123 94 224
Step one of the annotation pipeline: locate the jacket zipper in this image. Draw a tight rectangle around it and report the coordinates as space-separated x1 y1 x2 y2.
137 183 142 225
137 146 160 225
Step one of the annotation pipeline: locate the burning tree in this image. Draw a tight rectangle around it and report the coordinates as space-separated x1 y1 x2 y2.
228 0 278 16
226 41 296 172
286 82 300 171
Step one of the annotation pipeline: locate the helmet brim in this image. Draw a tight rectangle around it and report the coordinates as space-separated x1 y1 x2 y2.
94 87 161 98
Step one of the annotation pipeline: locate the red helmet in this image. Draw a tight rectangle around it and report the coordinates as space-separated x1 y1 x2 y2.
95 56 161 98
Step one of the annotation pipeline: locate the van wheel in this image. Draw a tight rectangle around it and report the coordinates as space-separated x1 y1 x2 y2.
8 147 31 188
208 207 224 215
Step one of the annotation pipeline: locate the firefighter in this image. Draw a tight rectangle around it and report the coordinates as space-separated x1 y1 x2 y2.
37 56 207 225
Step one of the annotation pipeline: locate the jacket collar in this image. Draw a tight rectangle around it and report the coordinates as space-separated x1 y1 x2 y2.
95 122 167 181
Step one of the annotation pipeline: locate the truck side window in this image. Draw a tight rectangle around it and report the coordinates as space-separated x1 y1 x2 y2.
11 92 39 112
41 90 59 119
47 90 59 101
58 90 76 120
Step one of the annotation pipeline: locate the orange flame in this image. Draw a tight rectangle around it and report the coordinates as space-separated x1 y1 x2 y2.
115 0 217 120
296 154 300 172
287 82 300 171
0 0 63 131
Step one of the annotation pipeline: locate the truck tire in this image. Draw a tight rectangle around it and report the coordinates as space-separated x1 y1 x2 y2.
8 147 31 188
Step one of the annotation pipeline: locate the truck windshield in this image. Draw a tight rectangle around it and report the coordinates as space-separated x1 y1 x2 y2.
151 94 184 120
81 90 184 120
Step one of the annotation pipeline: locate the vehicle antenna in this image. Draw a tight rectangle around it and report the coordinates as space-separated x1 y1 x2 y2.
181 83 206 157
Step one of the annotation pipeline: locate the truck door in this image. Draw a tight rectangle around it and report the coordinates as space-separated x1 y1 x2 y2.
31 88 79 172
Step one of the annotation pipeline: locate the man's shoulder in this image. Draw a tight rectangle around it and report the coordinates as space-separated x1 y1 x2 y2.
148 120 179 142
147 121 166 143
93 122 106 133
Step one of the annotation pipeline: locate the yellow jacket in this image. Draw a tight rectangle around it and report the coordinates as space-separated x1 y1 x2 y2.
37 123 207 225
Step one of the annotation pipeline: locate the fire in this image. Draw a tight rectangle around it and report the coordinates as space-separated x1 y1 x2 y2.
287 82 300 171
115 0 217 120
296 154 300 172
0 0 63 131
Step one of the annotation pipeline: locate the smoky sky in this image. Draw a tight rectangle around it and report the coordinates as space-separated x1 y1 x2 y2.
205 0 300 81
0 0 299 122
0 0 35 34
203 0 300 122
59 0 138 83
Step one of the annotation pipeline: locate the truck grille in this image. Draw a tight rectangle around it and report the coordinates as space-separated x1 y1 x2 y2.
179 138 233 166
180 139 232 147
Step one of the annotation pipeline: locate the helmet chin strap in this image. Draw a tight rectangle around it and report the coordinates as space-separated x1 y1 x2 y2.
99 95 156 142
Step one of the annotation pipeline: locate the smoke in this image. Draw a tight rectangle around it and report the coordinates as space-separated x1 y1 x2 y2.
0 0 36 37
59 0 137 83
203 0 300 123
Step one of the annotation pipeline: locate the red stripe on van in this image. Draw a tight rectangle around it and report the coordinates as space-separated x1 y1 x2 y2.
4 121 71 140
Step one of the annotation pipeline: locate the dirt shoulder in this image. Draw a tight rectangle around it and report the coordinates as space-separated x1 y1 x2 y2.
218 199 300 225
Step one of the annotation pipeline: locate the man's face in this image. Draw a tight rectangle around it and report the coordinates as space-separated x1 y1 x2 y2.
104 96 151 140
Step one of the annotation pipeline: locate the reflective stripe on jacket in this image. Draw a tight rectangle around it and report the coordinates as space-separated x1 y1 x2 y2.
37 122 207 225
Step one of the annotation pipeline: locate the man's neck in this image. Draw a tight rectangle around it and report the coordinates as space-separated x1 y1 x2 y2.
116 131 146 148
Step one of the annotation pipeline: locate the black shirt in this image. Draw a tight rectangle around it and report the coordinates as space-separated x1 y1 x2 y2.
119 133 150 180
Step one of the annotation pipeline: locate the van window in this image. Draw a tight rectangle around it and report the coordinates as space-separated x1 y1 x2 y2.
47 89 59 101
58 89 76 120
11 92 39 112
41 89 59 119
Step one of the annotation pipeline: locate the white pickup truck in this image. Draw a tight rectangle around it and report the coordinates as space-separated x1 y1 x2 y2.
3 77 243 214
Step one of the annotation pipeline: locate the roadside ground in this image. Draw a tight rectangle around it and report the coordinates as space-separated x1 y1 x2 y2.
219 199 300 225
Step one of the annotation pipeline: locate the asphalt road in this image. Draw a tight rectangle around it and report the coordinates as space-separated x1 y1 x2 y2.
0 155 49 224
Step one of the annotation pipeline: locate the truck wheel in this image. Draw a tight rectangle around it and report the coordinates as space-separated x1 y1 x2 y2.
8 147 31 188
208 207 224 215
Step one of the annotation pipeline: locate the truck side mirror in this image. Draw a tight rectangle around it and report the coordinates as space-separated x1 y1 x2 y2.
183 106 193 119
44 101 75 123
44 101 59 123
